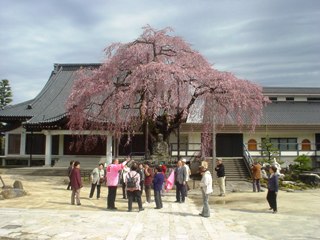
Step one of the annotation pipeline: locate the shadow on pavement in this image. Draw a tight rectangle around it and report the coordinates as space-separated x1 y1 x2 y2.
229 208 270 214
161 211 199 217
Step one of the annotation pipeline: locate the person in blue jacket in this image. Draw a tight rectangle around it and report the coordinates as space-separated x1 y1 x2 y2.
153 165 165 209
266 165 279 214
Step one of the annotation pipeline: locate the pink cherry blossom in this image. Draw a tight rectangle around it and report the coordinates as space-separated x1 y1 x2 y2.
66 25 268 154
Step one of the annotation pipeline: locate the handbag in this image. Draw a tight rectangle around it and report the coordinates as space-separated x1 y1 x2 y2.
99 171 104 184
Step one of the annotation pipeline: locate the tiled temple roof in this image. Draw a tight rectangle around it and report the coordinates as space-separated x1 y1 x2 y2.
1 63 320 128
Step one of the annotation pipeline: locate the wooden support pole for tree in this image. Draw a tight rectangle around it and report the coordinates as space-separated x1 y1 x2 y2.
145 120 150 160
212 100 217 174
145 91 150 160
0 176 6 188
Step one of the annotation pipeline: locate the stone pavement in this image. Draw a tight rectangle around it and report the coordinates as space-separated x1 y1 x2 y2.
1 174 320 240
0 194 262 240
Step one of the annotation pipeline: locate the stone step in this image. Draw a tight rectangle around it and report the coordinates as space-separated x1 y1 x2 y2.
222 158 251 180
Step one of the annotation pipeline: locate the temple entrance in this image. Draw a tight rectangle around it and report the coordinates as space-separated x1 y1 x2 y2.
216 133 243 157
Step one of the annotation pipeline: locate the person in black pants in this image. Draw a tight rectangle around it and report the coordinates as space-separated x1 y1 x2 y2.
266 165 279 214
66 160 74 190
174 160 187 203
153 166 165 209
120 166 130 199
215 158 226 196
133 163 145 202
106 158 130 210
89 163 105 199
126 163 144 212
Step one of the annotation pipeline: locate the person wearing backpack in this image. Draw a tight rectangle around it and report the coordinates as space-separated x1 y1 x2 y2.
125 163 144 212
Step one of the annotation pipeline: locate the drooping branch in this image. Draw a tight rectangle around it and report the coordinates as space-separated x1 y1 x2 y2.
66 25 267 154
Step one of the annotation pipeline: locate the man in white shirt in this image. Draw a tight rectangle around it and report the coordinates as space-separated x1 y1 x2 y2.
181 158 191 196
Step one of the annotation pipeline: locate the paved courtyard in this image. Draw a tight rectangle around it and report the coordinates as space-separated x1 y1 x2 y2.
0 174 319 240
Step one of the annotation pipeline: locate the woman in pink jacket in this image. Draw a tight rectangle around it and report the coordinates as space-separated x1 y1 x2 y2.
106 158 130 210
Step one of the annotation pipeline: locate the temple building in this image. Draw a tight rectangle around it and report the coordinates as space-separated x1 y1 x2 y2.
1 63 320 180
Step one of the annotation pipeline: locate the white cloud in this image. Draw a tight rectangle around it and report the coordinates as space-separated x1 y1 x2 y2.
0 0 320 103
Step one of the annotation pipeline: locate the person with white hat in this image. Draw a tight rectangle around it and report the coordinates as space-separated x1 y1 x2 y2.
199 165 213 217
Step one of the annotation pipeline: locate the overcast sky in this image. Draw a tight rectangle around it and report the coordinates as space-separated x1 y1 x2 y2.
1 0 320 104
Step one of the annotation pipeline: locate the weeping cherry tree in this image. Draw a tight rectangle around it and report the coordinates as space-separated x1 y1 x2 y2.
66 26 267 157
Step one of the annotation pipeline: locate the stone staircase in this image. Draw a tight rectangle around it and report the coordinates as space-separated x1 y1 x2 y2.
197 157 251 181
222 158 251 181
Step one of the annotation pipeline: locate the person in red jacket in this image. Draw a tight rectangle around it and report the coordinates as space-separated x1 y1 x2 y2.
144 162 154 204
70 161 82 205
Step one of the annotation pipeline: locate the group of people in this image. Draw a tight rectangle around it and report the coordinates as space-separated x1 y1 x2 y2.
66 157 193 212
86 158 168 212
66 156 280 216
105 157 193 211
104 158 159 211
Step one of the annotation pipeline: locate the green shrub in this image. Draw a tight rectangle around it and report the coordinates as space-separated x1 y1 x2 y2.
293 155 312 172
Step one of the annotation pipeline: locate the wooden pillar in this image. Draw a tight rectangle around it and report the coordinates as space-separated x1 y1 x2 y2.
106 134 113 165
44 131 52 166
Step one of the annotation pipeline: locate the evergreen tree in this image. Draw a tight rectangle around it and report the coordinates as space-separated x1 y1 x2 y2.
260 137 280 164
0 79 13 109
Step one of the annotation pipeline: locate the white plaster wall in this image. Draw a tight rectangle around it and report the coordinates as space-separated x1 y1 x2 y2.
243 131 318 168
8 126 24 134
294 96 307 101
243 131 316 150
188 133 201 150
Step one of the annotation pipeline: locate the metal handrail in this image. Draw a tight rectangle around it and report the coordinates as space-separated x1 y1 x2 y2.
243 144 253 178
